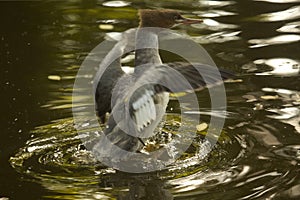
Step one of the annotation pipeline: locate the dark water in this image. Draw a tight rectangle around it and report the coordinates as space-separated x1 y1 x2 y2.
1 0 300 199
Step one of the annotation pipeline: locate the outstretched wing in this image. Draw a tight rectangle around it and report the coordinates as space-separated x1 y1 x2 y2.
102 62 234 152
159 62 234 92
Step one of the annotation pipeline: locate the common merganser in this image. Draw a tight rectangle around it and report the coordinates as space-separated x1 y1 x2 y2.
94 9 232 153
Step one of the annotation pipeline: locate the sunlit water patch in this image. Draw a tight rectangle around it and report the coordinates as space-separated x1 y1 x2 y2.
254 58 300 76
193 9 237 18
277 21 300 33
193 31 241 44
248 34 300 48
193 19 239 31
196 0 236 8
254 0 300 3
102 1 131 8
254 5 300 22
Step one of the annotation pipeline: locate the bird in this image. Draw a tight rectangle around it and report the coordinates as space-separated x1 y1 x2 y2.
94 9 233 157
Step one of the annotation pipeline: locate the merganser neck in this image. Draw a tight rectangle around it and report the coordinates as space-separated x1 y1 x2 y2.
134 28 162 67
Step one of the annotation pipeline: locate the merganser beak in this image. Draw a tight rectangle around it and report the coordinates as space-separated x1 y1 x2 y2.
176 17 203 25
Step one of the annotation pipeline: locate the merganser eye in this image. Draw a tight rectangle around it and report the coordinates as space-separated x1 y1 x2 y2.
174 15 180 20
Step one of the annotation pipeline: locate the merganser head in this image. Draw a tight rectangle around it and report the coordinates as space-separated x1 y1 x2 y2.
139 9 202 28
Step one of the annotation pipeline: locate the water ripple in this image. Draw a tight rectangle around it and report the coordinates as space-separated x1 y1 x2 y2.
277 21 300 33
193 10 237 18
193 31 241 44
256 5 300 22
192 19 239 31
240 86 300 134
254 0 300 3
7 1 300 199
249 34 300 48
273 145 300 161
197 0 236 7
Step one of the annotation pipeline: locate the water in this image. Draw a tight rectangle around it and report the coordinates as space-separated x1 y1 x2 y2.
1 0 300 199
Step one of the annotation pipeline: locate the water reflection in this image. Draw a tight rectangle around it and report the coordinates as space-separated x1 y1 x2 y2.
247 123 281 146
240 85 300 134
255 5 300 22
197 0 235 7
169 165 250 194
102 1 131 8
254 0 300 3
10 114 241 199
193 10 236 18
254 58 300 76
277 21 300 33
264 86 300 132
6 0 300 199
249 34 300 48
267 107 300 133
101 173 173 200
193 31 241 44
282 184 300 198
193 19 239 30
